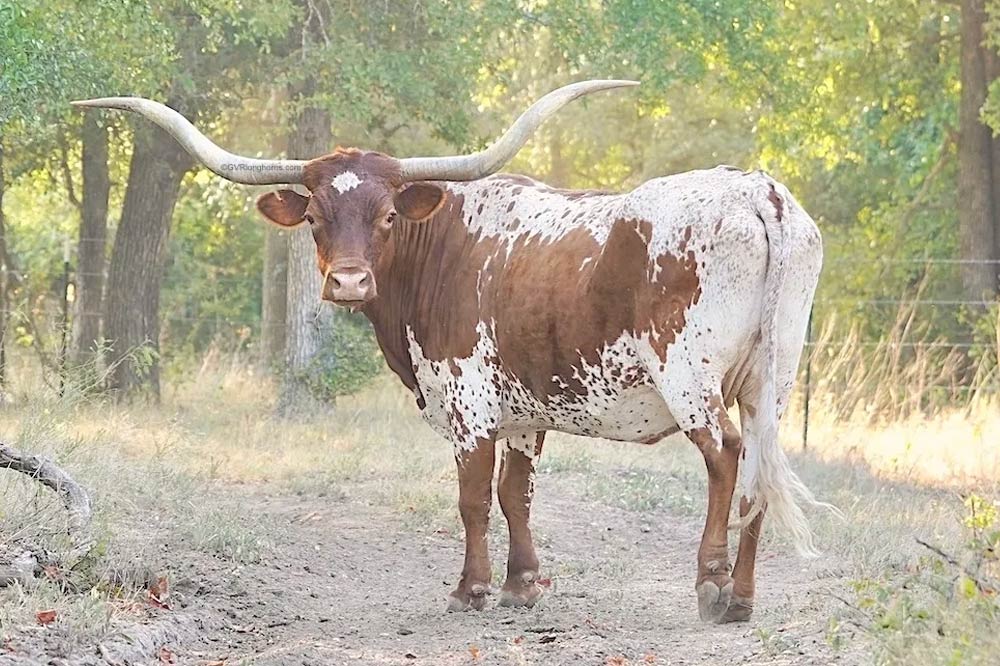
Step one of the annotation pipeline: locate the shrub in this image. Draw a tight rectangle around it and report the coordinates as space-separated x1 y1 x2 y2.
297 311 384 402
844 494 1000 665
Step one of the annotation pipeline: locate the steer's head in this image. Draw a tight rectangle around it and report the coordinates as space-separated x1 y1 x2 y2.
72 80 637 308
254 149 444 305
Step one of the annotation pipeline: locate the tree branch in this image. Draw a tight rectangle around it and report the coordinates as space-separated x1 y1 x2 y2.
915 537 998 593
0 442 94 584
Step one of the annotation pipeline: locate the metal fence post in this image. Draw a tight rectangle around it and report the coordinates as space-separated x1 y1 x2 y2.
802 305 813 450
58 238 71 395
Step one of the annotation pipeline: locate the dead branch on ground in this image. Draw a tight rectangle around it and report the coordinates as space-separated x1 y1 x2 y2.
0 442 94 586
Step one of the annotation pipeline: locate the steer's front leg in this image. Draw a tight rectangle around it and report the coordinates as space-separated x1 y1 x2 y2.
447 437 496 611
498 432 545 607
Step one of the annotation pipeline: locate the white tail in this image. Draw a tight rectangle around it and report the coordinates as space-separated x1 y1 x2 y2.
739 181 836 558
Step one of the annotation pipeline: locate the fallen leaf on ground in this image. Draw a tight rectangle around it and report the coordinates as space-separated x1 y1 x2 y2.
42 565 61 580
469 645 481 661
513 636 524 645
585 617 609 636
35 610 57 625
606 657 629 666
644 655 657 664
158 646 175 664
148 577 171 610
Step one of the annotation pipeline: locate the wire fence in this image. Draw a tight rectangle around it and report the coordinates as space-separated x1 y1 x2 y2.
796 257 999 448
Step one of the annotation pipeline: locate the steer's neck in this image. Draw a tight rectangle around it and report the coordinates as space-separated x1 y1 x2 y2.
362 188 473 393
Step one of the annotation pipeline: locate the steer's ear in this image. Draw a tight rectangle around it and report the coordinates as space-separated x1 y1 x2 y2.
393 183 445 222
257 190 310 227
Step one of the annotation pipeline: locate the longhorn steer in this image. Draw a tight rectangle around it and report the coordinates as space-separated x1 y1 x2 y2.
75 81 826 623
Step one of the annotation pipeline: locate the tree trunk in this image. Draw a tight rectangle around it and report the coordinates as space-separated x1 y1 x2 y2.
278 101 333 414
0 143 8 394
958 0 999 298
103 119 192 400
71 114 110 367
260 226 288 369
985 48 1000 277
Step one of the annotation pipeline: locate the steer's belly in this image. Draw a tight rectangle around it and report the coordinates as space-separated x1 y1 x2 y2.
497 384 679 444
560 385 678 443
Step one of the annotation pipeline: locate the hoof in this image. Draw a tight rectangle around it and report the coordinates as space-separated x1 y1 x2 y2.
497 585 542 608
498 571 544 608
696 577 734 623
446 583 490 612
719 595 753 623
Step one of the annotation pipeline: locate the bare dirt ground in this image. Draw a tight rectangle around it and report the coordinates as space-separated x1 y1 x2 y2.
189 484 849 665
128 477 856 666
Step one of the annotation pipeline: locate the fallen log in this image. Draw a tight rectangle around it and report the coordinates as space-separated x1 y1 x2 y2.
0 442 94 586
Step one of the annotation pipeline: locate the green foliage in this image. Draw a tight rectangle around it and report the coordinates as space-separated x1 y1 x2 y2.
161 173 263 362
294 312 384 403
0 0 172 128
540 0 782 92
274 1 524 149
983 0 1000 133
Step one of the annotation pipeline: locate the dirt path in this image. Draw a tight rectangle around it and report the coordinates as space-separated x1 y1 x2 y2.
160 476 858 666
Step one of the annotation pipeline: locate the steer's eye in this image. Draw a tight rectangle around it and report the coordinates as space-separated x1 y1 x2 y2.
304 213 316 226
383 211 397 228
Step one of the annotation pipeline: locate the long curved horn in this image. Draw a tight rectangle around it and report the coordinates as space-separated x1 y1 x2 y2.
71 97 306 185
399 79 638 182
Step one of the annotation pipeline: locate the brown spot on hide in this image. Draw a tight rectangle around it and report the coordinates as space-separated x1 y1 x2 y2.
449 401 471 440
639 425 681 445
495 217 701 403
767 184 783 222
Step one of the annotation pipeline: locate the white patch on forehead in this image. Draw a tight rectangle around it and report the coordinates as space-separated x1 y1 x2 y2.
331 171 362 194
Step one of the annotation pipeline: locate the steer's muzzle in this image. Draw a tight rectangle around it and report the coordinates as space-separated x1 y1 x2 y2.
323 267 376 305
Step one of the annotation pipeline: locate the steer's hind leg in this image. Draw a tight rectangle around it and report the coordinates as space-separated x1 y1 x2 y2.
720 495 764 623
498 432 545 608
448 437 496 612
659 382 741 623
720 397 770 623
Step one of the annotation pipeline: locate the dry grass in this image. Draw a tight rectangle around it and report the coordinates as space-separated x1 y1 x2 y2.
805 298 999 421
0 348 997 663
